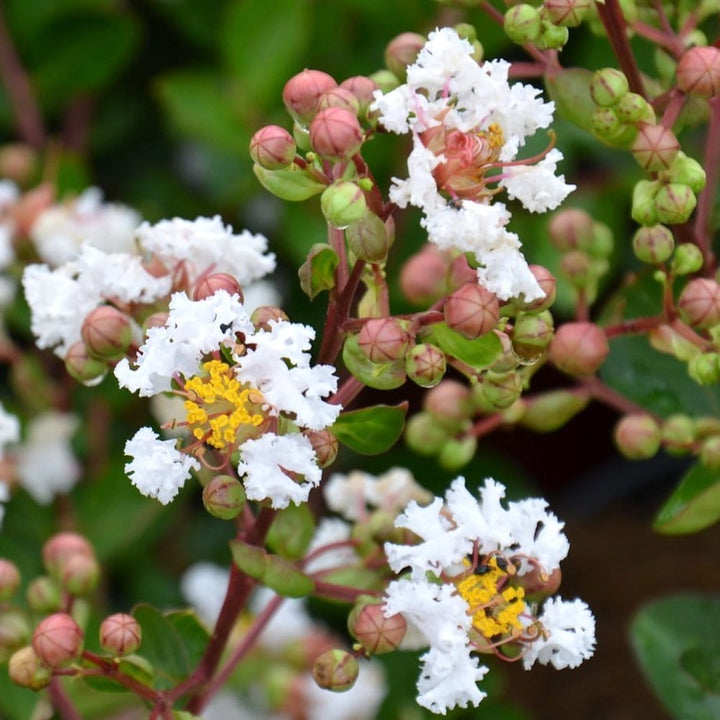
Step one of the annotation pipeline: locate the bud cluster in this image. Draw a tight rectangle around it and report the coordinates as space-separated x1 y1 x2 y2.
504 0 593 50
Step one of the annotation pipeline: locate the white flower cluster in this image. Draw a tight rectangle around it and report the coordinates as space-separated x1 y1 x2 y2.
372 27 575 301
383 477 595 715
120 290 340 508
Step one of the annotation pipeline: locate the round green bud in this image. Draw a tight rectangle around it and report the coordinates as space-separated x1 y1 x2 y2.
312 649 359 692
671 243 704 275
654 47 677 82
202 475 246 520
688 352 720 385
479 371 523 409
405 344 447 388
614 414 662 459
368 69 400 95
26 577 61 614
320 181 367 228
346 211 391 262
591 106 622 138
632 225 675 264
0 611 31 652
503 4 542 43
8 646 51 690
559 249 594 287
700 435 720 470
404 412 449 456
437 435 477 471
590 68 630 106
538 22 569 50
655 183 697 225
512 310 554 361
662 414 696 455
588 222 614 259
631 179 661 226
615 92 655 123
666 154 706 193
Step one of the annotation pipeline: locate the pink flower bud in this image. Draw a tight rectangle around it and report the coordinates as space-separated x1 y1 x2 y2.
424 379 473 430
406 343 446 388
358 318 411 363
445 283 499 339
312 649 359 691
632 225 675 264
42 532 95 580
26 577 62 614
11 183 54 236
8 646 50 690
512 310 554 361
249 125 297 169
304 428 338 469
202 475 246 520
548 208 594 251
250 305 290 331
384 32 425 80
309 108 364 160
0 559 20 601
317 87 360 115
348 599 406 654
549 322 610 376
60 552 100 596
192 273 244 302
400 244 450 305
614 414 662 459
676 46 720 98
339 76 379 115
99 613 142 656
543 0 591 27
631 123 680 171
678 278 720 329
143 312 170 333
81 305 133 359
519 265 556 311
283 69 337 125
559 250 594 287
32 613 84 668
64 341 108 385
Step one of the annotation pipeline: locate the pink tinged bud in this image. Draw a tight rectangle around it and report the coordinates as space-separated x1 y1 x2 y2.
512 310 554 361
358 318 411 363
26 577 62 614
447 253 479 292
250 305 289 332
632 179 661 226
520 265 556 312
9 646 51 690
384 32 425 80
560 250 595 287
249 125 297 169
614 414 662 459
0 559 20 601
543 0 591 27
192 273 244 302
64 341 107 385
479 371 523 409
615 92 655 123
631 123 680 171
60 552 100 596
504 4 541 44
11 183 54 236
310 108 364 160
202 475 246 520
320 181 367 228
339 76 379 115
632 225 675 264
317 87 360 115
312 649 359 692
676 46 720 98
143 312 170 333
0 610 31 650
445 283 500 339
424 379 473 430
100 614 141 657
406 343 447 388
590 68 630 106
400 245 450 305
678 278 720 329
283 69 338 125
655 182 697 224
304 428 338 469
32 613 84 668
348 601 406 654
43 533 95 580
549 322 610 376
81 305 133 360
346 211 391 262
548 208 594 251
701 435 720 470
662 414 696 455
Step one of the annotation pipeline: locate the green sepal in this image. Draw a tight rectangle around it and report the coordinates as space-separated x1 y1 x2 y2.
342 334 406 390
298 243 339 300
266 504 316 560
422 323 502 370
520 391 590 432
253 163 326 201
316 567 384 595
331 403 408 455
545 68 595 133
230 542 315 598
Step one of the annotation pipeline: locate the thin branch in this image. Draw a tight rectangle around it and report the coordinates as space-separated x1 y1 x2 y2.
49 677 82 720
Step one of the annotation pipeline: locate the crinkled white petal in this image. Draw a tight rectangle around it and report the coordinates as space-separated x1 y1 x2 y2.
124 426 200 504
475 242 544 302
237 432 320 508
522 597 596 670
180 562 230 626
0 402 20 460
422 201 512 254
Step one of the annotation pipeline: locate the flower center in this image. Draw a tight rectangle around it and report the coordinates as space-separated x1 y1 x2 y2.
183 360 265 449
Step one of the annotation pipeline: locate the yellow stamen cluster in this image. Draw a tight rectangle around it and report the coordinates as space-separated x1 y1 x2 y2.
184 360 264 449
456 556 526 640
481 122 505 152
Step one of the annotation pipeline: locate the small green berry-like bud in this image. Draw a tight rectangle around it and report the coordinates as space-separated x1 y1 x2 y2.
671 243 704 276
283 69 338 126
548 208 594 251
480 371 523 409
424 380 473 430
520 390 590 433
202 475 246 520
404 412 449 456
614 414 662 459
384 32 425 81
538 22 569 50
100 614 142 657
655 183 697 224
632 225 675 264
8 646 51 690
700 435 720 470
358 317 410 363
549 322 609 376
250 305 289 332
0 610 31 651
406 343 446 388
368 69 400 95
544 0 591 26
662 414 696 455
590 68 630 106
0 559 20 601
676 46 720 98
445 283 499 339
346 211 391 262
503 4 542 43
688 352 720 385
438 435 477 470
312 649 359 692
666 154 706 193
348 598 407 654
26 576 61 614
64 341 107 385
615 92 655 123
631 179 661 225
32 613 84 668
320 181 367 229
249 125 296 170
591 106 622 138
512 310 554 361
304 429 338 469
678 278 720 329
81 305 132 360
631 123 680 172
193 273 243 302
310 107 364 160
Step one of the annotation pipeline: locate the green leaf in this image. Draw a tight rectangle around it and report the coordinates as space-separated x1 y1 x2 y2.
266 504 315 560
342 334 406 390
520 390 590 432
423 323 502 371
654 462 720 534
82 654 155 693
545 67 595 133
298 243 339 300
253 164 326 201
0 667 40 720
230 542 267 581
631 595 720 719
230 542 314 598
331 403 408 455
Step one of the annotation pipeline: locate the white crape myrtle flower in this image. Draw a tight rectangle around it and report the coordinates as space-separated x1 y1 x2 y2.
16 412 80 504
372 27 575 301
382 476 594 714
124 426 200 504
30 187 141 266
0 402 20 460
136 215 276 286
180 562 230 626
303 517 356 574
0 482 8 528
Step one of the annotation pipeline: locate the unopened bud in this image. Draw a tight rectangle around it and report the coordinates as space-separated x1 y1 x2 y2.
143 312 169 333
249 126 296 169
317 87 360 116
193 273 243 301
404 412 449 456
480 371 523 409
631 123 680 172
283 70 337 125
32 613 84 668
9 646 50 690
588 222 614 259
512 310 554 361
662 414 696 455
666 153 706 193
655 183 697 224
548 208 594 251
312 649 359 692
202 475 246 520
348 599 406 654
339 76 379 115
0 610 30 651
26 577 61 614
520 390 590 432
671 243 704 275
591 106 622 138
632 225 675 264
64 341 107 385
358 318 410 363
438 435 477 470
631 179 661 225
678 278 720 329
0 559 20 601
676 46 720 98
320 181 367 228
0 144 36 184
489 331 519 373
503 4 542 43
346 211 390 262
590 68 629 106
688 352 720 385
400 245 450 305
81 305 132 360
424 380 473 430
251 305 289 331
549 322 609 376
304 429 339 469
614 414 662 459
384 32 425 80
310 108 364 160
405 343 446 388
60 553 100 596
43 533 94 580
700 435 720 470
444 283 499 339
615 92 655 123
649 321 701 361
519 265 556 312
100 614 141 656
538 22 569 50
544 0 591 26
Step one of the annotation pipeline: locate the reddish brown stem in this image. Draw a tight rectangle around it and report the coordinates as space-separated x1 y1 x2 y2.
578 375 651 416
469 413 506 439
329 374 364 408
659 88 686 129
694 96 720 275
49 677 82 720
603 315 664 339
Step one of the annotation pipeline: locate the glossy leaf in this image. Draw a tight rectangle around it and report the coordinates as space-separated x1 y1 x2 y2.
331 403 409 455
298 243 339 300
654 461 720 534
342 334 407 390
266 504 315 560
423 323 502 371
230 542 314 597
253 164 326 201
